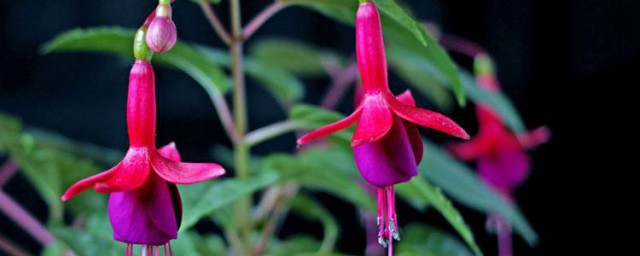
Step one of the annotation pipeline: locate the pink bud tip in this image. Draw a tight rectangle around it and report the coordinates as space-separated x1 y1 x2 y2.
146 17 177 53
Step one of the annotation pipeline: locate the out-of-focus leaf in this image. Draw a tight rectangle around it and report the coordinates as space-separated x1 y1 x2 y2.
250 38 341 77
192 234 227 255
179 171 279 231
197 45 306 105
421 140 537 244
291 193 339 255
190 0 221 4
28 129 122 165
51 221 120 256
388 44 525 132
169 231 200 256
282 0 465 105
289 104 353 146
280 0 358 25
43 27 230 93
395 180 429 211
375 0 428 46
267 236 323 256
397 223 473 256
389 54 454 110
0 113 107 219
459 73 525 132
41 241 66 256
261 149 375 211
382 19 464 106
406 178 482 256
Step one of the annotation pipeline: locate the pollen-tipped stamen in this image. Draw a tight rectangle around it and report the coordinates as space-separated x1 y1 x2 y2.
387 186 400 241
377 188 389 248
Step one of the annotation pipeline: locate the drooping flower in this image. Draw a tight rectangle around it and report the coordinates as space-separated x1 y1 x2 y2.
448 55 549 198
297 1 469 253
61 27 225 254
146 0 177 53
447 55 549 256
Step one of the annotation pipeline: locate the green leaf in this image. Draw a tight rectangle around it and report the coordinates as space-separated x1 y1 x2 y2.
282 0 465 105
250 38 340 77
267 236 323 256
421 140 537 244
45 28 307 114
261 149 375 211
43 27 230 93
179 172 280 231
49 217 116 256
280 0 358 25
197 45 305 105
376 0 429 46
41 241 67 256
382 19 465 106
289 104 353 146
397 223 474 256
290 193 339 255
192 234 227 255
388 52 454 110
459 73 525 132
404 178 483 256
387 45 526 133
190 0 221 4
0 113 107 219
395 179 429 211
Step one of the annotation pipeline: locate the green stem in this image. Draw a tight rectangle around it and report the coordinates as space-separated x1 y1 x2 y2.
245 121 305 147
230 0 252 253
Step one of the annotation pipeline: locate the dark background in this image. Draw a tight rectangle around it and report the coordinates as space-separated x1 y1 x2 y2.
1 0 634 255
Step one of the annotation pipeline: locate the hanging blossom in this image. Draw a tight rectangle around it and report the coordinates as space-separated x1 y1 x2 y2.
61 22 225 255
448 54 549 200
447 55 549 256
297 1 469 254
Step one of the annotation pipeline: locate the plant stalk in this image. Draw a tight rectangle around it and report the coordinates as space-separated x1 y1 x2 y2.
197 0 232 45
229 0 253 252
0 190 54 246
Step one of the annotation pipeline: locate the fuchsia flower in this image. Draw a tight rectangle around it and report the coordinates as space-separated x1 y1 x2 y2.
298 1 469 253
447 56 549 256
61 45 225 253
448 69 549 198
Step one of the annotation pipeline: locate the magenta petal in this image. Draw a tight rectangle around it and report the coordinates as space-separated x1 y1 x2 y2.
354 118 418 187
109 174 177 245
385 93 470 140
404 121 423 165
297 105 364 145
352 93 393 147
395 91 423 164
158 142 181 162
478 149 530 193
62 148 151 200
94 148 151 193
150 150 225 184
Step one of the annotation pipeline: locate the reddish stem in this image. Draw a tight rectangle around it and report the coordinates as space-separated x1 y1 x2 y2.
0 234 29 256
497 216 513 256
0 159 18 187
243 2 288 40
321 62 359 109
0 190 54 245
439 35 486 58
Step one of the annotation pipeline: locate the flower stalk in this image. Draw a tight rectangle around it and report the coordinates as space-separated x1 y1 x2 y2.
228 0 253 250
0 190 54 246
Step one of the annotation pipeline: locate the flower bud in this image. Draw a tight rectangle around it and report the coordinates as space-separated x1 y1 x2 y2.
146 4 177 53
